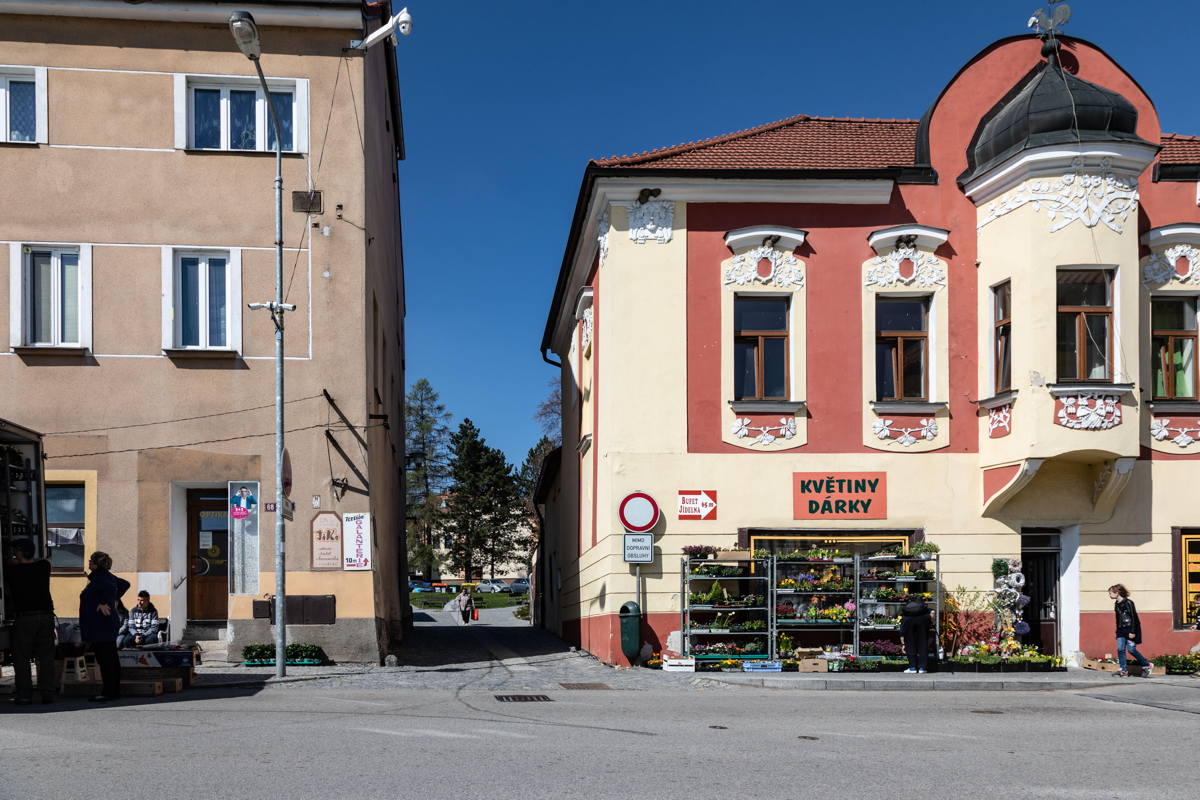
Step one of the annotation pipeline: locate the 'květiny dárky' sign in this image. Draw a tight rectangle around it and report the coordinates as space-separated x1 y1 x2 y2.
792 472 886 520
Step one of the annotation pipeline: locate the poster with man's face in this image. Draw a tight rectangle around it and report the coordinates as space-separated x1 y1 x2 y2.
228 481 260 594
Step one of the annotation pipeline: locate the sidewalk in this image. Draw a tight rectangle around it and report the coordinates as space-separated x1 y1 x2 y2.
694 667 1200 691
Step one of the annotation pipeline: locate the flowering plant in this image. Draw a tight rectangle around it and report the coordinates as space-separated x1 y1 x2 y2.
775 604 797 618
682 545 717 559
777 578 797 590
843 601 857 612
860 639 903 656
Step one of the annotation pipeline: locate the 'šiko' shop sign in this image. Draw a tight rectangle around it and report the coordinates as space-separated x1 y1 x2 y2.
792 472 886 520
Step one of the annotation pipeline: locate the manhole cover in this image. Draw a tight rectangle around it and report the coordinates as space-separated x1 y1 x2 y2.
495 695 553 703
559 683 612 690
971 710 1004 714
709 725 727 730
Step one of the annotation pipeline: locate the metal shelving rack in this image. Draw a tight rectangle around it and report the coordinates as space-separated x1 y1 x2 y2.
681 557 772 661
772 557 858 658
854 553 941 657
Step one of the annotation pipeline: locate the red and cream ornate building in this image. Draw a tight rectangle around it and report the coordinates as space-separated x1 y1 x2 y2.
536 31 1200 665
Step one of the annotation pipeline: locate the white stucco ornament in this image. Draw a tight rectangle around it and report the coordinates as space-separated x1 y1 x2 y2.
1150 417 1200 448
627 200 673 244
864 245 945 290
1056 394 1121 430
731 416 796 446
988 404 1012 435
596 208 610 268
978 158 1139 233
871 418 938 447
580 307 593 353
1142 244 1200 286
723 245 805 289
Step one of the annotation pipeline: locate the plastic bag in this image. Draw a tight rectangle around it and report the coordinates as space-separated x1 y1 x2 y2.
472 608 479 621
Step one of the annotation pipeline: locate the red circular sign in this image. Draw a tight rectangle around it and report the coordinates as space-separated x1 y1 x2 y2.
282 448 293 498
618 491 660 533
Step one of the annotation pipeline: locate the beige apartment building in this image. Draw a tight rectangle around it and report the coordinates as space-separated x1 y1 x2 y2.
0 0 407 662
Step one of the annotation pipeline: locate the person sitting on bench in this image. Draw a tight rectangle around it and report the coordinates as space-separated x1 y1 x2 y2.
117 590 160 648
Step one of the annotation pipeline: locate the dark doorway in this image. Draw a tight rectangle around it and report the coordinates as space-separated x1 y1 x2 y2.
1021 530 1060 656
187 489 229 622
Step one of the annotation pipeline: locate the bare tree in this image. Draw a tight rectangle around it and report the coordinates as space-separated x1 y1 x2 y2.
534 376 562 446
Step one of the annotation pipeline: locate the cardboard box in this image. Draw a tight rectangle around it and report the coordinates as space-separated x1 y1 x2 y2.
1083 658 1120 672
798 658 828 673
662 657 695 672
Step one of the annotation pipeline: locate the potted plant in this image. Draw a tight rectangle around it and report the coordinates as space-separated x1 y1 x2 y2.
683 545 717 560
909 541 940 559
719 658 741 672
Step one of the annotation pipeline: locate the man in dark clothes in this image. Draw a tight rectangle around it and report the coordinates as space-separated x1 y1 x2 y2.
4 538 56 704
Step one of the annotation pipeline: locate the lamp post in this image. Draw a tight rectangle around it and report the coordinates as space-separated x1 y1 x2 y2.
229 10 294 679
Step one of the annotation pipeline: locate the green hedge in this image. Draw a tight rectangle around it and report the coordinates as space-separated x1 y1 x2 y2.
1150 654 1200 674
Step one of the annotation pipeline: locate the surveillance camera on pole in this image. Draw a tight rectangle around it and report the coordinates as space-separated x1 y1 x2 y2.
351 7 412 50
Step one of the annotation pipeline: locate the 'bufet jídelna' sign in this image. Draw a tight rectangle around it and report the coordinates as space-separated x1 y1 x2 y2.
677 490 717 520
793 472 886 520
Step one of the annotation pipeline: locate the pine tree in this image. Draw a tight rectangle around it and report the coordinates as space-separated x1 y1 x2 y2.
443 419 525 579
404 378 452 579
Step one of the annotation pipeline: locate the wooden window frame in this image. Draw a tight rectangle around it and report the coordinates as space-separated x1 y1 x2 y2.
993 281 1012 393
876 296 929 402
1171 527 1200 629
1151 297 1198 400
734 296 789 401
1056 270 1113 382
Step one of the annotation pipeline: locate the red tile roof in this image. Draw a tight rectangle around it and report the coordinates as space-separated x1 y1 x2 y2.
593 114 1200 170
594 114 921 170
1161 133 1200 165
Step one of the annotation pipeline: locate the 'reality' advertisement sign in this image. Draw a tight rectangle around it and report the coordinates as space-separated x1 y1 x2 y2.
792 472 886 520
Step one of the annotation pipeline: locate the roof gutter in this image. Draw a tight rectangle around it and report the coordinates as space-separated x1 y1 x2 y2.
539 163 928 360
0 1 363 29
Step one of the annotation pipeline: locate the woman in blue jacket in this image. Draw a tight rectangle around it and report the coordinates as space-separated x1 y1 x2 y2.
79 551 130 701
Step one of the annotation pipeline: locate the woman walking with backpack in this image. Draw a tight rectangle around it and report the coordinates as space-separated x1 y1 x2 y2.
1109 584 1152 677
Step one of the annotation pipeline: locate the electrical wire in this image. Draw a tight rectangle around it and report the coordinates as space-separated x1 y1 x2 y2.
44 394 323 435
45 422 384 460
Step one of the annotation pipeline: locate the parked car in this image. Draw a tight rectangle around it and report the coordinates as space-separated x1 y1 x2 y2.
475 579 511 594
509 578 530 594
408 580 433 593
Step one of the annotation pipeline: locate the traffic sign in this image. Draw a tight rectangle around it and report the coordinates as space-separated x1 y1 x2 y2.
678 490 717 520
623 533 653 563
282 497 295 522
618 491 660 533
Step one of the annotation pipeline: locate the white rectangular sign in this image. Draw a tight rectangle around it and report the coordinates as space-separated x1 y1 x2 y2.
662 657 695 672
623 533 653 563
342 512 372 570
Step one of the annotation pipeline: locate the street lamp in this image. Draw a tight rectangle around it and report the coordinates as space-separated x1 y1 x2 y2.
230 10 295 679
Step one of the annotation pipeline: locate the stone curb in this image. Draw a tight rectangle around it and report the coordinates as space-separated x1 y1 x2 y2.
702 676 1125 691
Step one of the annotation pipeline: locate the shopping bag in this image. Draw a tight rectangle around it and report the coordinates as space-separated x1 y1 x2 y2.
472 608 479 621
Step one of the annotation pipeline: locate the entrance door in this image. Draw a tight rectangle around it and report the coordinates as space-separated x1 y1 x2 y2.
1021 534 1060 656
187 489 229 621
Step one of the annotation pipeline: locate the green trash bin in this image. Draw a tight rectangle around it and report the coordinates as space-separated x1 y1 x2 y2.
618 601 641 663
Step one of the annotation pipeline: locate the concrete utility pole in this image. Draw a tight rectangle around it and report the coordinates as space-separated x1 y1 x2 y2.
229 11 295 678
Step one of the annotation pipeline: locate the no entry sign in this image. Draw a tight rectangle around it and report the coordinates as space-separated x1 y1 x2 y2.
618 491 660 532
677 490 717 520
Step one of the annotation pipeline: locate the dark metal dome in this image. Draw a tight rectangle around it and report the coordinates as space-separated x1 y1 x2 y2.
959 47 1152 185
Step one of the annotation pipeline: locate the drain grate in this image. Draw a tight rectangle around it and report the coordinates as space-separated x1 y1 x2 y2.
495 694 553 703
971 710 1004 714
559 682 612 690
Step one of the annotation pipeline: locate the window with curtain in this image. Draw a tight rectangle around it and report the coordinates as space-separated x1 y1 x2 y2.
733 296 789 401
189 82 294 152
1 74 36 143
993 282 1012 393
876 296 929 401
23 248 81 347
1056 269 1113 382
1152 298 1197 399
46 484 85 572
173 251 230 349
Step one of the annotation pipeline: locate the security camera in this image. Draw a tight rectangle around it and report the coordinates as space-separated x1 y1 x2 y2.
354 7 413 50
395 8 413 36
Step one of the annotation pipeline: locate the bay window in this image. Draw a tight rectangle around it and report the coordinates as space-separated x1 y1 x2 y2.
1152 297 1197 399
1056 269 1112 381
993 281 1012 393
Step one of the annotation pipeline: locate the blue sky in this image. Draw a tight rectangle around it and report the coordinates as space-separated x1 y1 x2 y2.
395 0 1200 465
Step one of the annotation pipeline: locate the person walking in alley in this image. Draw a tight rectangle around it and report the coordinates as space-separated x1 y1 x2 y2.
455 586 476 625
3 539 56 705
79 551 130 701
900 595 932 674
1109 584 1153 677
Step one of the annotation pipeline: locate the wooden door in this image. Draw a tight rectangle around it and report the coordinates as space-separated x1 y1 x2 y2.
186 489 229 621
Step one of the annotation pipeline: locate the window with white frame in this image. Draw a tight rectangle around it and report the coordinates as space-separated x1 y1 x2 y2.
175 75 307 153
163 249 241 351
0 67 46 144
8 244 91 350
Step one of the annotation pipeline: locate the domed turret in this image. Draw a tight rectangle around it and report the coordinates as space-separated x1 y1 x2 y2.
960 44 1152 185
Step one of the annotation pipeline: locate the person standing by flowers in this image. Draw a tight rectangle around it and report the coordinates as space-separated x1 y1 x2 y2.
1109 584 1152 677
900 596 932 674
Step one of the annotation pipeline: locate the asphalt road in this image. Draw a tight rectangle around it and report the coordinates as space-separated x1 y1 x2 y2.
2 609 1196 799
